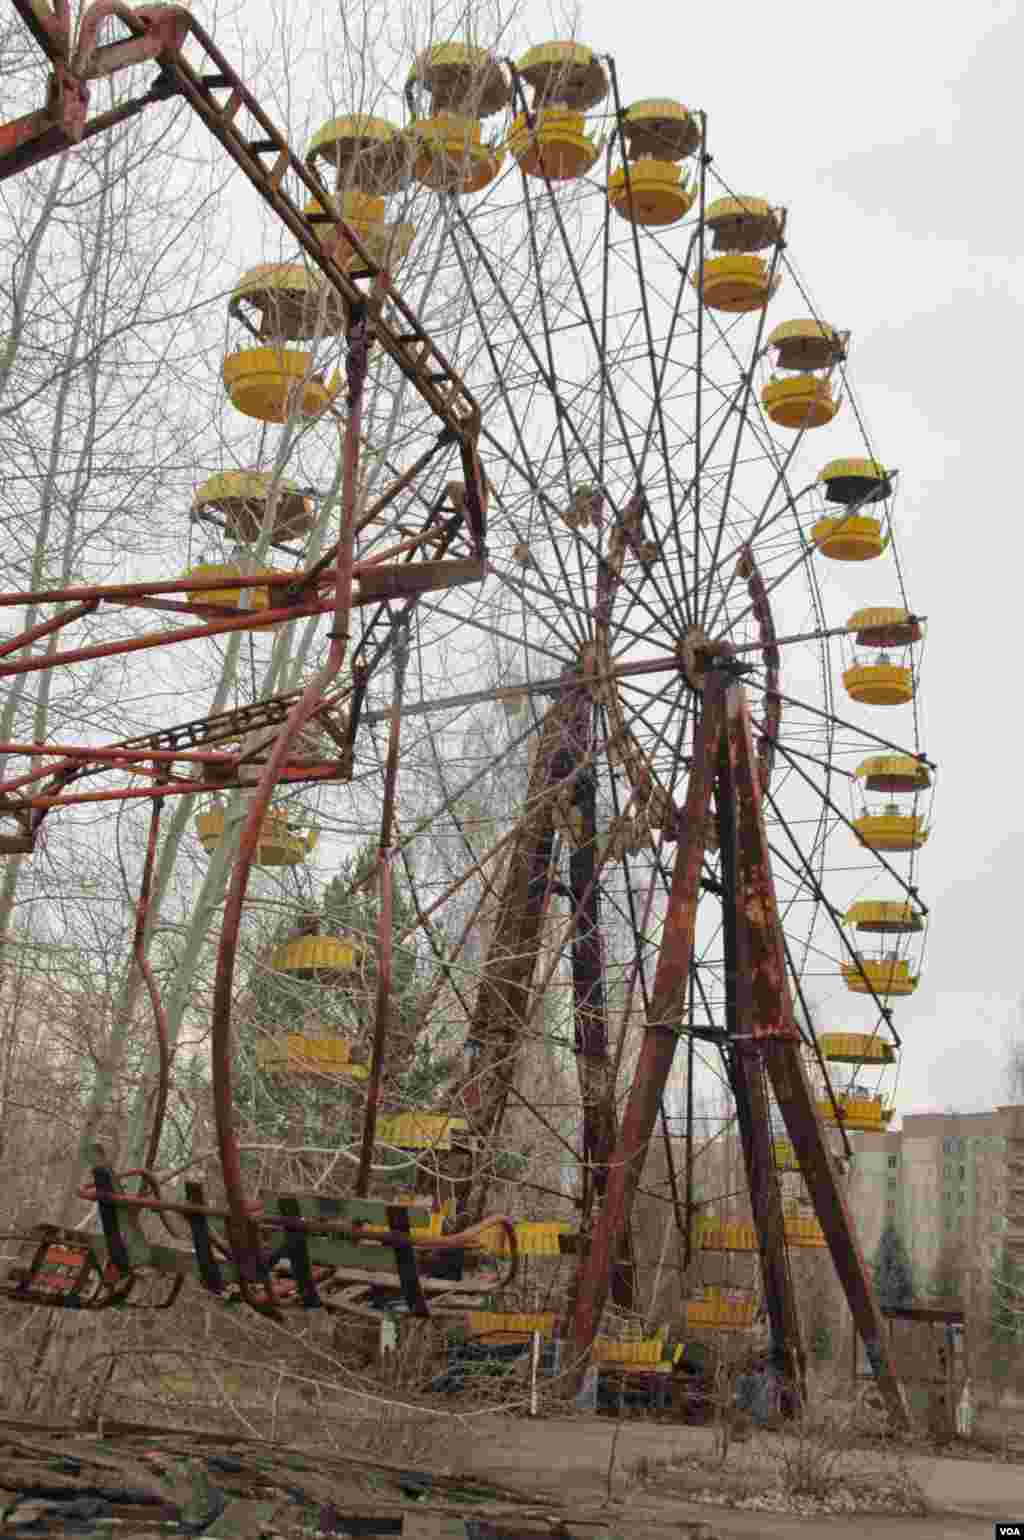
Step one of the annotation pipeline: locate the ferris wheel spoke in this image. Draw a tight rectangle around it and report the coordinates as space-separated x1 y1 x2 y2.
448 234 594 632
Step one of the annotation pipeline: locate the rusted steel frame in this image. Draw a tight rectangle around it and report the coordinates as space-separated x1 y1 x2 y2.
133 783 171 1176
0 563 481 680
74 0 190 79
736 546 780 791
210 310 370 1296
295 431 456 596
15 764 345 810
355 622 409 1198
0 596 331 678
721 691 909 1424
719 685 805 1406
684 1030 695 1268
0 599 97 660
0 568 308 609
570 672 725 1372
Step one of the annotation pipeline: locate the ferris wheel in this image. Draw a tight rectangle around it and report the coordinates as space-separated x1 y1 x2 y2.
333 41 932 1315
0 6 930 1424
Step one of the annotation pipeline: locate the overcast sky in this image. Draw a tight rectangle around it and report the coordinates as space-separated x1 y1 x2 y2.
569 0 1021 1116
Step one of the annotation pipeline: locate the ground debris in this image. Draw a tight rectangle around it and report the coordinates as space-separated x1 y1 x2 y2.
0 1415 560 1537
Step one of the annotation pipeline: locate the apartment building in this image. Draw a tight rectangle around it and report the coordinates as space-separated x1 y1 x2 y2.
845 1105 1024 1290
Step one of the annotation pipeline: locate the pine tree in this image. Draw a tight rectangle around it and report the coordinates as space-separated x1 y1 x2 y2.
235 841 459 1158
873 1218 915 1309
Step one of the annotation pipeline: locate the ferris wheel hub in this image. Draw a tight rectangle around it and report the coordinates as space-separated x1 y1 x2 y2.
676 626 739 692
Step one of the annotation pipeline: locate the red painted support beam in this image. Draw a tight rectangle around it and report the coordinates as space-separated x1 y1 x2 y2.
569 670 725 1368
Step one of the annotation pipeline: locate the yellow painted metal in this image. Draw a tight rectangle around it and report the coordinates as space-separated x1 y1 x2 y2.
766 318 844 371
704 194 781 252
694 254 779 312
819 456 890 500
855 754 931 794
183 563 277 610
785 1215 826 1247
817 1093 893 1132
362 1209 444 1238
695 1219 758 1252
473 1220 570 1256
193 471 313 544
762 376 839 430
853 811 928 852
621 99 699 160
306 115 406 194
409 44 510 117
847 606 923 648
232 263 348 340
409 114 504 194
843 662 915 706
592 1338 663 1365
508 109 598 180
271 934 360 978
375 1112 469 1150
194 808 317 867
845 901 922 935
255 1035 368 1078
811 513 885 561
818 1032 896 1065
515 41 608 111
684 1294 758 1329
468 1311 557 1339
222 347 336 423
841 956 918 996
773 1138 799 1170
306 191 417 273
607 160 695 226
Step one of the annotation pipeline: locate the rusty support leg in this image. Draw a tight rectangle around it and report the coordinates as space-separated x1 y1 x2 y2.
569 671 725 1373
717 720 805 1401
722 676 908 1429
356 620 409 1197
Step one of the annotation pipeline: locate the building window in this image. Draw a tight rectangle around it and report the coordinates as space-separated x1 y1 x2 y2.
887 1177 897 1190
888 1155 898 1169
959 1164 966 1181
944 1216 952 1229
887 1199 896 1213
958 1192 965 1205
943 1138 953 1154
944 1162 951 1176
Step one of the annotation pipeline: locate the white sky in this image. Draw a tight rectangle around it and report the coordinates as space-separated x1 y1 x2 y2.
573 0 1022 1115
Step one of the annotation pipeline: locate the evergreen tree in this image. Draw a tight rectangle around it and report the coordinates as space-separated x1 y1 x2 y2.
872 1218 915 1309
235 841 458 1157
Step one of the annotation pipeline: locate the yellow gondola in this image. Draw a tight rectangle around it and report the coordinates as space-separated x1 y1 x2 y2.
704 194 781 252
854 754 931 794
222 346 338 424
694 252 780 313
192 470 314 545
841 955 918 996
306 114 407 195
762 320 845 429
818 1032 896 1065
853 808 929 852
183 563 278 610
845 901 922 935
194 806 318 867
255 1034 369 1079
811 513 886 561
819 456 892 505
407 44 509 195
375 1112 470 1150
843 661 914 706
271 932 362 982
817 1093 894 1132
